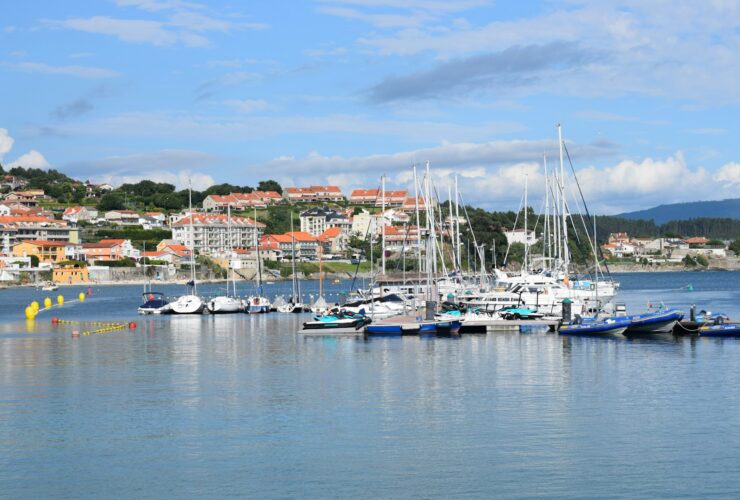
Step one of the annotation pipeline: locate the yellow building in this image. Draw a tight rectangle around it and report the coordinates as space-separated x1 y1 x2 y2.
12 240 67 264
52 265 89 284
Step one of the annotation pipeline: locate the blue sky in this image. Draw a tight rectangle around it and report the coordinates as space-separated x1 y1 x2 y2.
1 0 739 214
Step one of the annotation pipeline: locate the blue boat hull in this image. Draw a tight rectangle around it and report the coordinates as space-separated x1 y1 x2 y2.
560 319 630 336
625 310 684 334
366 320 462 336
700 324 740 337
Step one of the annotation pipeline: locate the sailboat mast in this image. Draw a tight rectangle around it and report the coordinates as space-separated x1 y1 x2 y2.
188 179 197 295
381 174 386 276
544 155 550 269
253 206 262 291
558 123 569 273
524 174 528 273
227 204 233 296
413 164 422 275
290 214 297 303
454 174 461 273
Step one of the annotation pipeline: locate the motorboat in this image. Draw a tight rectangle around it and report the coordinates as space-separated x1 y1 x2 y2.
277 301 310 313
559 316 631 336
40 281 59 291
138 291 169 315
624 308 684 334
366 318 462 336
301 310 371 332
699 323 740 337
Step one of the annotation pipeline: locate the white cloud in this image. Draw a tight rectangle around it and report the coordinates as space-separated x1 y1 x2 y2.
715 162 740 185
62 149 218 190
0 128 15 161
10 61 119 79
223 99 269 113
8 150 50 169
48 16 208 47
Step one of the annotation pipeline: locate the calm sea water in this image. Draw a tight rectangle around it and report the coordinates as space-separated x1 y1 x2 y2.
1 272 739 498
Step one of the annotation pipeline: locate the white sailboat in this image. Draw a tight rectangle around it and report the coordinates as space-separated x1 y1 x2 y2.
247 206 271 314
170 181 206 315
207 205 244 314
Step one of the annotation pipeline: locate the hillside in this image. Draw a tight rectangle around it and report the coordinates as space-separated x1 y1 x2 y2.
617 198 740 224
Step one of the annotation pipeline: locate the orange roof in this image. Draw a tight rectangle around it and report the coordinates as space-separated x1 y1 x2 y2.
162 244 191 257
351 189 379 197
0 216 57 223
319 227 342 240
141 251 164 258
287 231 318 242
16 239 68 247
99 239 126 245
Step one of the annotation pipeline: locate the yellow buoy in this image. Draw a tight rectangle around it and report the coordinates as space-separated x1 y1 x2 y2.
25 306 36 320
44 297 52 309
31 300 39 311
57 295 64 306
79 292 86 302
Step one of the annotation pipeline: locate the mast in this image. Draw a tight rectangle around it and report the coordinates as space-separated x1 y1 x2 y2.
524 174 528 273
544 154 550 270
558 123 569 273
447 185 454 275
290 214 297 303
455 174 461 273
227 204 234 296
381 174 386 276
188 179 197 295
413 164 422 276
253 206 262 293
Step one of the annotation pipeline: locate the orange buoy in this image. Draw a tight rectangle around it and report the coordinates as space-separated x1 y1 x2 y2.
128 322 137 329
51 317 59 324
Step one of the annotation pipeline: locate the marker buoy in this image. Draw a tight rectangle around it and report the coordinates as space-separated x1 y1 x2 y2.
57 295 64 306
44 297 52 309
79 292 86 302
129 322 137 329
25 306 36 320
31 301 40 312
51 317 59 324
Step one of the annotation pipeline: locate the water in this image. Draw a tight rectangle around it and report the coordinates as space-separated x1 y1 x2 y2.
1 272 739 498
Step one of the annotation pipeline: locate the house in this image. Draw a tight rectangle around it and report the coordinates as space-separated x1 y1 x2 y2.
375 190 407 207
318 226 349 255
0 204 10 216
0 216 79 246
351 210 379 238
383 225 425 250
105 210 141 226
171 213 265 256
350 189 379 204
84 182 114 197
53 265 89 284
381 209 411 225
202 191 282 211
299 207 350 237
0 175 27 191
82 239 138 262
139 212 166 229
601 242 637 259
504 229 538 246
12 240 77 264
401 196 430 213
262 231 319 260
284 185 344 203
63 206 99 224
3 190 43 207
685 236 709 247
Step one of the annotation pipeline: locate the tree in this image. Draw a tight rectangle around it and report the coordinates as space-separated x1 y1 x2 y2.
695 254 709 267
98 192 126 211
30 255 39 267
257 179 282 194
728 238 740 256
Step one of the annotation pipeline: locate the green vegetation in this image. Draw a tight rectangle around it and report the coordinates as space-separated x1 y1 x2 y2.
594 216 740 242
95 258 137 267
728 238 740 255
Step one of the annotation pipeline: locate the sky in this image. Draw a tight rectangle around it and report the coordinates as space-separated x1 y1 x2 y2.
1 0 739 214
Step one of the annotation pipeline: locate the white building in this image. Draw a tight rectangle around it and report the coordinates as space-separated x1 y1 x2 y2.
171 213 265 256
63 206 99 224
299 207 350 237
504 229 538 246
105 210 141 226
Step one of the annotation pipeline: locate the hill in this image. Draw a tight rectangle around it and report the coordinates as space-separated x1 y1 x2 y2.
617 198 740 224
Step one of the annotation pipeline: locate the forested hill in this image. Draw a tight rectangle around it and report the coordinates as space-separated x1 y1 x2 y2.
616 198 740 224
593 216 740 242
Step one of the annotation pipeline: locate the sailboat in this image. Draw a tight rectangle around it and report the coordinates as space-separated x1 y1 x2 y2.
169 181 206 314
207 206 244 314
277 215 309 313
247 206 271 314
138 241 169 314
310 244 328 313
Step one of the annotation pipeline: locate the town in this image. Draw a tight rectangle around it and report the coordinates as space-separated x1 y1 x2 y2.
1 168 739 286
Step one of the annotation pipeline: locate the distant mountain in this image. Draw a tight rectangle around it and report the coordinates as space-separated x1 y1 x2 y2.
616 198 740 224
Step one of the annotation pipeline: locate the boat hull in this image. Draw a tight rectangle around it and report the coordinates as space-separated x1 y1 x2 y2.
206 296 244 314
700 324 740 337
169 295 205 315
625 310 683 334
560 321 629 336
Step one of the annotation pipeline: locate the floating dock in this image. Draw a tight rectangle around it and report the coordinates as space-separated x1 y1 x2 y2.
459 318 561 334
